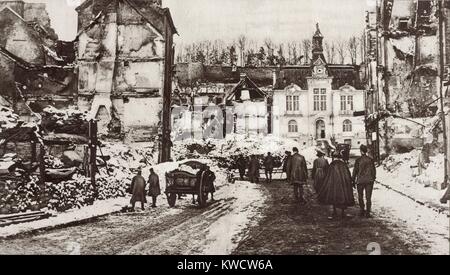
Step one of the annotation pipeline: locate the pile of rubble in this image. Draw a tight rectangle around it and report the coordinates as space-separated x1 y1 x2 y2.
172 135 320 169
40 106 89 135
0 107 19 131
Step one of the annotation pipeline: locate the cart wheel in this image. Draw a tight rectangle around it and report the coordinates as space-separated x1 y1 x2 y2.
198 179 208 208
167 193 177 207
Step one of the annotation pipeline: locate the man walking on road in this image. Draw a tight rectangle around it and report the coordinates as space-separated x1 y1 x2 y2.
148 168 161 208
130 169 147 211
288 147 308 204
353 145 377 218
282 151 292 181
236 154 247 181
248 155 260 184
264 152 275 183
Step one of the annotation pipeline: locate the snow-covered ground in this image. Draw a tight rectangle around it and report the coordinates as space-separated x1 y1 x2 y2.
0 197 129 239
201 181 266 255
122 180 267 255
377 150 447 212
373 184 449 255
0 156 228 239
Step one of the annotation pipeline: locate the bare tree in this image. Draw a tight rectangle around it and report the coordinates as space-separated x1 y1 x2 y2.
324 41 336 64
302 39 311 65
336 39 347 64
264 38 275 57
238 35 248 67
348 36 359 65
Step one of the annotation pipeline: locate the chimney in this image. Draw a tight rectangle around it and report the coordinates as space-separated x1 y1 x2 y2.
272 70 277 88
240 73 247 82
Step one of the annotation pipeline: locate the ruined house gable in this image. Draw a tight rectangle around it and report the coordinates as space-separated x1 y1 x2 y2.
117 1 164 59
76 0 176 37
0 6 45 64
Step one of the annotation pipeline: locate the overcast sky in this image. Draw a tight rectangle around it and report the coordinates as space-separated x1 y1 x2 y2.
25 0 370 43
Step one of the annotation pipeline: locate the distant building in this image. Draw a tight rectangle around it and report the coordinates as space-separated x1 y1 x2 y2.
173 25 366 147
172 63 275 140
272 24 366 149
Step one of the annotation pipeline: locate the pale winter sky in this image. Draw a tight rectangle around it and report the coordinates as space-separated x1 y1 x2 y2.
24 0 371 43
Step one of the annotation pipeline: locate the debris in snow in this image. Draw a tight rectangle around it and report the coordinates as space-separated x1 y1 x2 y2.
378 150 447 212
173 134 322 169
42 45 64 62
41 106 89 135
0 107 20 131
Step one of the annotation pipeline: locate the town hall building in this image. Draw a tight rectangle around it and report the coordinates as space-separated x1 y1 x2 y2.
272 24 366 149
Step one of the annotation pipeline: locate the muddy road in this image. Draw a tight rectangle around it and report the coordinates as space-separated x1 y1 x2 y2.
0 177 447 255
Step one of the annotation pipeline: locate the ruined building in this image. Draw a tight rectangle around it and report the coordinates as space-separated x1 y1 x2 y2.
0 0 76 119
75 0 177 158
365 0 450 156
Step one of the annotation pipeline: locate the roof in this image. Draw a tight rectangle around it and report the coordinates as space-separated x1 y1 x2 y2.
76 0 177 36
226 74 268 102
176 63 363 91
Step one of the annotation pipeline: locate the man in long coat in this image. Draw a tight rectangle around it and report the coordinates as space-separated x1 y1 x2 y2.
204 166 216 201
318 152 355 219
264 152 275 183
282 151 292 181
288 147 308 203
236 154 247 180
248 155 260 184
312 149 329 193
130 170 147 211
352 145 377 218
148 168 161 208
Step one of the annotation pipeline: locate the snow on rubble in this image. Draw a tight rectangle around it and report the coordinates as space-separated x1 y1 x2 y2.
173 134 322 168
378 150 447 212
0 107 19 131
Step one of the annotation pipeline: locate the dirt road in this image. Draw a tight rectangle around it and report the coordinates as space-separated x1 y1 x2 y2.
0 182 267 255
233 180 449 255
0 177 447 255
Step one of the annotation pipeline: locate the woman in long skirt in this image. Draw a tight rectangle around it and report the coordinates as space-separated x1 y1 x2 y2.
318 152 355 220
312 149 329 193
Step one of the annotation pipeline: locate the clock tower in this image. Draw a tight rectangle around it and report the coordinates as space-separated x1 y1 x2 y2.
312 23 326 64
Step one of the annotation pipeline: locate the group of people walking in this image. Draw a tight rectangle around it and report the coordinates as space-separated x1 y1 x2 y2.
128 164 217 211
236 152 276 184
310 144 377 219
129 168 161 211
237 144 376 220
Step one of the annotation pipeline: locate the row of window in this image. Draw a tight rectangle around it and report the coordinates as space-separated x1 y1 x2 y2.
288 120 353 133
285 90 354 112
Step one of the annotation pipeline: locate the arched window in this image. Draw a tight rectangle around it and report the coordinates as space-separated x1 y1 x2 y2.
288 120 298 133
343 120 352 132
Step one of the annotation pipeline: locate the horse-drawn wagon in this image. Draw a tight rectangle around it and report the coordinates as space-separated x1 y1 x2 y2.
165 161 214 208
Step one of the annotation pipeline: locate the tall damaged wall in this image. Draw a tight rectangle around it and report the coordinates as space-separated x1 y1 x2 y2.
77 0 169 142
382 0 440 117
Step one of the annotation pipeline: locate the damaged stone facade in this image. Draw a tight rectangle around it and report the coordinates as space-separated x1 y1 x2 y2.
365 0 449 156
0 0 77 120
76 0 176 143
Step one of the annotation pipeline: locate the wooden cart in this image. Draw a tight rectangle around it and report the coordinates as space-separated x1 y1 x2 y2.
165 161 213 208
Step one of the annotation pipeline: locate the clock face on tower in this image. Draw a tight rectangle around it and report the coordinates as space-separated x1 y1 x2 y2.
314 65 327 77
